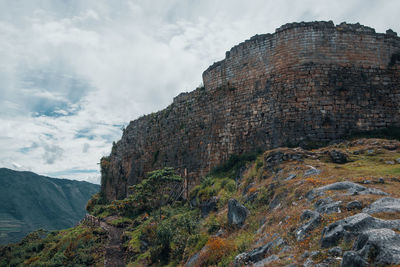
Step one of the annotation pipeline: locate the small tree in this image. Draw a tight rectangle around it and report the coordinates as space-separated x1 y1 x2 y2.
129 167 183 220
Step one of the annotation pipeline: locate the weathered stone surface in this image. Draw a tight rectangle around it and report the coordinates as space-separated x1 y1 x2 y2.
304 167 321 177
354 228 400 265
253 254 279 267
314 197 342 214
101 21 400 201
341 251 368 267
320 213 400 248
363 197 400 214
306 181 387 200
234 237 285 266
328 246 342 257
228 199 249 226
285 174 297 181
346 200 363 211
329 150 348 164
303 258 314 267
296 210 321 241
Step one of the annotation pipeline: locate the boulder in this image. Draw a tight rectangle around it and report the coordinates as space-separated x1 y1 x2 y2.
321 213 400 248
328 246 342 257
329 150 348 164
296 210 321 241
285 174 297 181
234 237 284 265
304 166 321 177
363 197 400 214
353 228 400 265
228 199 249 226
314 197 342 214
346 200 362 211
253 255 279 267
306 181 387 200
341 251 368 267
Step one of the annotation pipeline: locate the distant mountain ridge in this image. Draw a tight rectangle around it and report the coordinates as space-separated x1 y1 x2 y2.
0 168 99 244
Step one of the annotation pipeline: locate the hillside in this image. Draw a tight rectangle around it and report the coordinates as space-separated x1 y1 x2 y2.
0 168 100 244
2 138 400 266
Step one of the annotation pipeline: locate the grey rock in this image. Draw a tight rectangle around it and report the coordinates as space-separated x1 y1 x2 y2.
396 158 400 164
329 150 348 164
304 167 321 177
328 246 342 257
200 196 218 217
386 161 395 165
315 197 342 214
234 237 285 265
363 197 400 214
270 192 286 209
285 174 297 181
354 228 400 265
228 199 249 226
310 250 321 259
341 251 367 267
306 181 387 200
253 254 279 267
296 210 321 241
301 251 310 259
303 258 314 267
346 200 362 211
321 213 400 248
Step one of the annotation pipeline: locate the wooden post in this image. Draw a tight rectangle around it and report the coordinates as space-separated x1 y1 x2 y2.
184 168 188 199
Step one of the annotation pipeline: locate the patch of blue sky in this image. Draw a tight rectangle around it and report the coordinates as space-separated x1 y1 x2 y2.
75 128 96 140
19 66 92 118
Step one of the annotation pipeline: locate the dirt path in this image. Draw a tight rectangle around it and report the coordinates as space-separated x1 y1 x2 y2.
100 221 126 267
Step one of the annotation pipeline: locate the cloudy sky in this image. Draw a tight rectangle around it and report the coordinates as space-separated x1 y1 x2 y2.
1 0 399 184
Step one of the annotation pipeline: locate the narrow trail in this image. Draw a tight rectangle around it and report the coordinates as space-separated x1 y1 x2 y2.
100 221 126 267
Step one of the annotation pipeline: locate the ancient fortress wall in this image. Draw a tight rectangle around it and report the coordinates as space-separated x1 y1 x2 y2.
101 21 400 201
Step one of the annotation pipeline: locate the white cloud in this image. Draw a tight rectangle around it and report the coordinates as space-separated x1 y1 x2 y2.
0 0 399 184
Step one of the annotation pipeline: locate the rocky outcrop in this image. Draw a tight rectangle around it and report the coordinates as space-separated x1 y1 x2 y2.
329 150 348 164
234 236 285 266
296 210 321 241
306 181 388 200
101 21 400 201
363 197 400 214
228 199 249 226
321 213 400 247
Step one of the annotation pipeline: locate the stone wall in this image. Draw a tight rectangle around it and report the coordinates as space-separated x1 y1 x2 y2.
101 21 400 201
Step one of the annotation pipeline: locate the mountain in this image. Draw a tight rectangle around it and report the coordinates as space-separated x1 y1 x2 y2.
0 168 99 244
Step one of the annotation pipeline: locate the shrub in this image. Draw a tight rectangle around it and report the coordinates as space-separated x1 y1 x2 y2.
200 237 236 265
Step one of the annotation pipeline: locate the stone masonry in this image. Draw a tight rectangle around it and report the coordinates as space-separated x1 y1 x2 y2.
101 21 400 201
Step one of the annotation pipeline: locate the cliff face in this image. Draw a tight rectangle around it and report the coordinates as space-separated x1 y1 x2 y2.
101 21 400 201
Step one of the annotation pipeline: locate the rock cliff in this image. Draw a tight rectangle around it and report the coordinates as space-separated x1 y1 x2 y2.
101 21 400 201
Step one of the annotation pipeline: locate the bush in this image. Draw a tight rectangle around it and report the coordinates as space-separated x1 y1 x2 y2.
200 237 236 265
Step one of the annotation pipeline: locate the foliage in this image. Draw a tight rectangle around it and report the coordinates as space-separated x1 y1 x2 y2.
199 237 236 265
0 225 106 266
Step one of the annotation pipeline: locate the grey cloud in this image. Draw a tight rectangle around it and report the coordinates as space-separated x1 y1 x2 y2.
42 143 64 164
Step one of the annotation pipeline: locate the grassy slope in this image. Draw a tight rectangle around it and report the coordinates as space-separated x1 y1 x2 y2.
2 138 400 266
0 168 100 244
